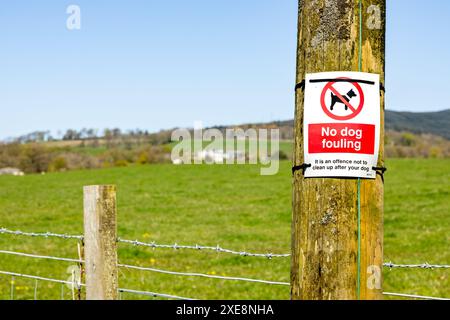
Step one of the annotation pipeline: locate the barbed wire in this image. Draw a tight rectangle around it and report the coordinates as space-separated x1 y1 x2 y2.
0 228 82 240
1 227 449 268
117 239 450 268
383 262 450 269
119 288 196 300
0 227 288 259
383 292 449 301
117 238 291 259
119 263 290 286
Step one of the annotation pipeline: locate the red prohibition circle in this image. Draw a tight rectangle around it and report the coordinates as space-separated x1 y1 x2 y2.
320 77 365 121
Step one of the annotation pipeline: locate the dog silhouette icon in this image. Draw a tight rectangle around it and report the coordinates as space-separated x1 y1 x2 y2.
330 89 357 111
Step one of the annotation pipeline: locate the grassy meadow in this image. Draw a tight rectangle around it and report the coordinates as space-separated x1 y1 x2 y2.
0 158 448 300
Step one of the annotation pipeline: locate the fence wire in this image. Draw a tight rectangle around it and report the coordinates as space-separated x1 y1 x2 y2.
0 270 80 287
0 227 288 259
119 263 290 286
117 238 290 259
0 250 82 263
384 262 450 269
0 250 289 287
383 292 449 301
1 227 450 268
119 288 196 300
3 249 449 300
0 228 82 240
2 270 449 301
0 270 195 301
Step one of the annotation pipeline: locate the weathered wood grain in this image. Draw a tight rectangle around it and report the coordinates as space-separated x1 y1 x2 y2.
83 185 118 300
292 0 385 300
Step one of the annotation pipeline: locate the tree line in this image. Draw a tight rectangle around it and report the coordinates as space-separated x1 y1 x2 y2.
9 128 156 144
0 127 448 174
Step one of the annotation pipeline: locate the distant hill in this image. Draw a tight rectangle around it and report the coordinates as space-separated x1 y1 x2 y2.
385 110 450 139
215 109 450 140
208 109 450 158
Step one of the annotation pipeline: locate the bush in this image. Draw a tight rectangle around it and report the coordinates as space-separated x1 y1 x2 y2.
430 146 443 159
136 151 149 164
114 159 129 167
48 156 68 172
134 146 171 164
61 153 100 170
400 133 416 147
99 148 134 166
19 144 51 173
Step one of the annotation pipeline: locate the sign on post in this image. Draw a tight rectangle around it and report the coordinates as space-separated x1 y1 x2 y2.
303 72 380 179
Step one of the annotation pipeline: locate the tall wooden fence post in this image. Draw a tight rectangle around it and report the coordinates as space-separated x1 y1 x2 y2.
292 0 385 300
83 185 118 300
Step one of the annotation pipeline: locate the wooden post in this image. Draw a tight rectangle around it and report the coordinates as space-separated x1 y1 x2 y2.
83 185 118 300
291 0 385 300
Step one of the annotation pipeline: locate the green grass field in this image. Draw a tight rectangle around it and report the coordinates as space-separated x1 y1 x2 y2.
0 159 448 300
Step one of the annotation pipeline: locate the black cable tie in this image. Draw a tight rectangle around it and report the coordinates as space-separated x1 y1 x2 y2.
297 79 385 93
295 80 305 92
310 78 376 85
372 166 387 183
292 163 311 176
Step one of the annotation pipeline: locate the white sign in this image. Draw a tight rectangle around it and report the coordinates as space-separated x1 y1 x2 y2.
303 71 381 179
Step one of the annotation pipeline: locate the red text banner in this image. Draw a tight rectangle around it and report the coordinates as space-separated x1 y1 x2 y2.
308 123 375 154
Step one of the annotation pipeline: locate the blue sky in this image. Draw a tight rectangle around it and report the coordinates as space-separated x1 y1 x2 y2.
0 0 449 139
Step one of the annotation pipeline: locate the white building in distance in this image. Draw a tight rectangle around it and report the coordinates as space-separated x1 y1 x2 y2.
0 168 25 176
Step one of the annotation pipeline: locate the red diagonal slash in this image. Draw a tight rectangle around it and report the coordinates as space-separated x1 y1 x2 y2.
328 85 357 113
